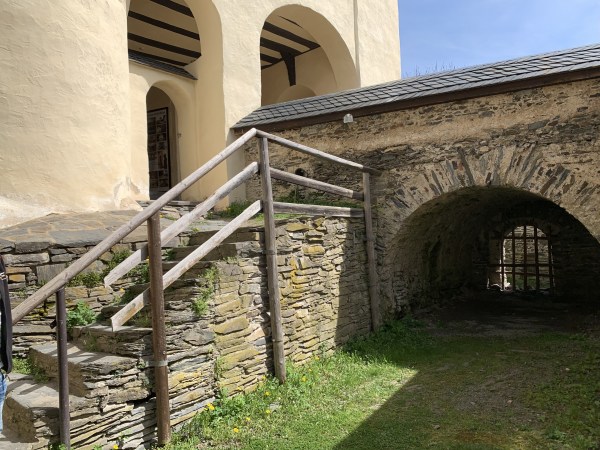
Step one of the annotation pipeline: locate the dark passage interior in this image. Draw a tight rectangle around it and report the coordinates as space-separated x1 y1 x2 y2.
390 187 600 310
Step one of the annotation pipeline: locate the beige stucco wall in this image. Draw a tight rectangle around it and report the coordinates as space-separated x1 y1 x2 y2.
128 62 198 201
1 0 400 226
0 0 134 227
191 0 400 202
261 48 338 105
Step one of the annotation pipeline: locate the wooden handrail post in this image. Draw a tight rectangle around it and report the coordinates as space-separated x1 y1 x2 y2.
259 138 286 383
55 288 71 449
147 213 171 445
363 173 381 331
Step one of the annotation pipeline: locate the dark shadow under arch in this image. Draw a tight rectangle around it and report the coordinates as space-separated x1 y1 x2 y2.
387 186 600 311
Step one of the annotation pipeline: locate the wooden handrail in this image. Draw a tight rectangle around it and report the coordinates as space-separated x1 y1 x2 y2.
255 130 382 176
11 127 258 325
103 162 259 286
273 202 364 218
7 126 383 447
269 168 364 201
110 201 262 329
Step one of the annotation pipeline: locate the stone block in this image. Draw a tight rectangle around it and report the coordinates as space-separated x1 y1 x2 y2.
302 244 325 255
182 329 215 346
8 274 26 283
214 299 242 316
36 263 67 283
240 283 261 295
15 239 52 254
51 253 76 263
5 266 31 274
0 239 14 253
285 223 310 232
213 316 249 335
4 252 49 266
220 347 260 371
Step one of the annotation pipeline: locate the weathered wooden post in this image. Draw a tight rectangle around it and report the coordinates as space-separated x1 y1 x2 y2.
363 172 381 330
147 213 171 444
259 137 286 383
55 288 71 449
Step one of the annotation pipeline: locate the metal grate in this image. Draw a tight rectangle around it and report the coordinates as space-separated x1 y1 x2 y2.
490 225 555 293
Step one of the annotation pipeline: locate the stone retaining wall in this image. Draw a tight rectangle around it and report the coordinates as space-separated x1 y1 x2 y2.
5 216 371 448
243 76 600 309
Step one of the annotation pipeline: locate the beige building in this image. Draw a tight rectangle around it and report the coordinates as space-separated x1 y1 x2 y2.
0 0 401 227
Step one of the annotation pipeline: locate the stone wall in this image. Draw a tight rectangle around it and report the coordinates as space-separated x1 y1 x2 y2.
4 216 370 448
243 76 600 309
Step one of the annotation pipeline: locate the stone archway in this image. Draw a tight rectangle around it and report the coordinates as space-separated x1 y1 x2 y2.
383 186 600 313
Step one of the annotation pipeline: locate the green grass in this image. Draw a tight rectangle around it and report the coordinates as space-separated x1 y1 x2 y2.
165 319 600 450
12 356 49 382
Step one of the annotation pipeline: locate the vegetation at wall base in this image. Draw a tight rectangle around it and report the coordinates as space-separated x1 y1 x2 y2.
163 318 600 450
66 301 97 331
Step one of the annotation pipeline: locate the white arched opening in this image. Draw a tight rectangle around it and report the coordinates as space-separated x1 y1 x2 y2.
260 5 358 106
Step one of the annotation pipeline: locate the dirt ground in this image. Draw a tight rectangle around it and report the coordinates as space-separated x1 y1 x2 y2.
420 290 600 337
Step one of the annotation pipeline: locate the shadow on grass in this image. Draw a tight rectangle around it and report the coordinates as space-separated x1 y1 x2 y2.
332 318 600 450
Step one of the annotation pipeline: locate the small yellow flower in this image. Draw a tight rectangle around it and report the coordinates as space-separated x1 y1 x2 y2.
119 288 125 293
233 427 240 433
207 403 215 411
113 445 119 450
245 416 251 422
264 391 271 397
265 409 271 415
301 376 307 382
261 375 266 380
315 356 320 361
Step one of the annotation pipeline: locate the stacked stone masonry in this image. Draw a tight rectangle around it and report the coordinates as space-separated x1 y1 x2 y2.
2 216 370 448
243 77 600 310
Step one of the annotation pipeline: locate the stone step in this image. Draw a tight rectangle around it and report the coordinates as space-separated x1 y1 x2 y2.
29 343 150 401
0 374 41 449
168 240 263 261
3 374 96 449
188 229 262 246
4 375 137 450
0 430 35 450
71 324 152 358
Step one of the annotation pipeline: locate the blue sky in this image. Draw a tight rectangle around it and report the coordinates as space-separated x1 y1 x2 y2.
398 0 600 77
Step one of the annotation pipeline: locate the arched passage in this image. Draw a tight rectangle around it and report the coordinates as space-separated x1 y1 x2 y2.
386 186 600 312
260 5 358 105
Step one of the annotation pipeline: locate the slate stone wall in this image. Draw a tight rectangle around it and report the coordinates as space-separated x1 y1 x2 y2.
244 77 600 309
4 216 370 448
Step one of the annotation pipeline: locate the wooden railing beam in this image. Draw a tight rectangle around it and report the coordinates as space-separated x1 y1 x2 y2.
147 213 171 445
269 168 364 201
273 202 364 218
362 173 381 331
256 130 381 175
104 162 259 286
259 138 286 383
12 128 258 324
110 201 262 329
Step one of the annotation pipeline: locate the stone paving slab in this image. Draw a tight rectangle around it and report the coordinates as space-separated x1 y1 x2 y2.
0 431 33 449
0 211 232 251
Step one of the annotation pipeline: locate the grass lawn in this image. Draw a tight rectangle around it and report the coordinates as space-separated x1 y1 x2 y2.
166 318 600 450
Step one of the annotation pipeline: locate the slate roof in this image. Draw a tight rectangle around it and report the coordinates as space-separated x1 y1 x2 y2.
129 51 197 80
234 43 600 129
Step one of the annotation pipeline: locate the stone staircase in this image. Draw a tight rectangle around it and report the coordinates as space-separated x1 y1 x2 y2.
2 225 265 449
